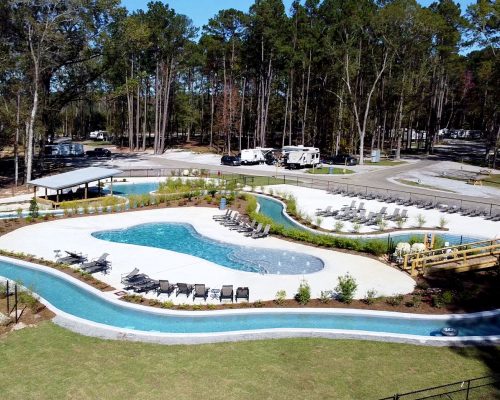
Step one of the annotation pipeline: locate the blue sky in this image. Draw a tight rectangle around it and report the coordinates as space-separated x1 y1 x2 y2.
121 0 475 30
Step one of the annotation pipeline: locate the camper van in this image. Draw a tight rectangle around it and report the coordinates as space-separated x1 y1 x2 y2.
239 147 274 165
282 146 321 169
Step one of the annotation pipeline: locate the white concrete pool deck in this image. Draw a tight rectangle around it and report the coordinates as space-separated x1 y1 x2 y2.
262 185 500 238
0 207 415 303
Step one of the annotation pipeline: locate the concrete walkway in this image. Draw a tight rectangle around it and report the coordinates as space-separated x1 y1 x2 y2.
0 207 415 303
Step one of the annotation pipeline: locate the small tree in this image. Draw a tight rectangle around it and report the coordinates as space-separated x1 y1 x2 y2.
334 221 344 233
395 217 405 229
416 214 426 228
438 216 448 229
376 218 388 231
28 197 39 219
352 222 361 233
335 273 358 303
275 290 286 305
295 279 311 305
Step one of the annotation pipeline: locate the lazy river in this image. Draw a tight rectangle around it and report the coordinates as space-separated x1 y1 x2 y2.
1 259 499 339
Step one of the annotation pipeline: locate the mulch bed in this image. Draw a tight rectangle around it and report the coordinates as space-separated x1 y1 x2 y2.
0 295 55 336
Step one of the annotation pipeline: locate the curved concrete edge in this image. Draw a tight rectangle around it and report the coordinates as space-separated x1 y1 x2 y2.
254 193 453 240
1 255 500 346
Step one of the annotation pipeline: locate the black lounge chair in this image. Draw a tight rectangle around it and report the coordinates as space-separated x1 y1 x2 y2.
57 250 87 265
213 209 231 220
235 287 249 302
237 220 257 233
81 262 111 275
130 279 159 293
386 208 400 221
252 224 270 239
315 206 332 216
157 280 176 297
121 268 140 284
176 283 193 297
220 285 234 302
81 253 110 270
193 284 209 301
245 223 262 237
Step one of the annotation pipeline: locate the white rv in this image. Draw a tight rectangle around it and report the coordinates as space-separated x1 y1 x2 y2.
239 147 274 165
282 146 321 169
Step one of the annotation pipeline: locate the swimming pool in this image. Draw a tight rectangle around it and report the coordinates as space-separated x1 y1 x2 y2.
93 222 324 275
1 258 499 340
256 196 484 245
108 182 160 196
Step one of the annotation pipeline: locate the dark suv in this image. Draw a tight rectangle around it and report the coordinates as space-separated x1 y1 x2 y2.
321 154 358 166
221 155 241 166
86 148 111 158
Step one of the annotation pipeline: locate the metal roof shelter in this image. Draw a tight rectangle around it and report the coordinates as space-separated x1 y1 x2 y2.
28 167 122 204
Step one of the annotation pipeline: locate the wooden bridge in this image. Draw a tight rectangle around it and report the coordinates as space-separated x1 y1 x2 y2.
401 239 500 276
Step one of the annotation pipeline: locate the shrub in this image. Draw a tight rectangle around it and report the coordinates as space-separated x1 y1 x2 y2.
395 217 406 229
333 221 344 233
364 289 377 305
431 295 443 308
440 290 454 305
438 216 448 229
406 294 422 308
315 216 323 228
295 279 311 305
275 290 287 305
416 214 426 228
376 218 388 231
16 208 23 218
0 282 7 299
28 197 39 219
335 273 358 303
18 289 39 312
415 281 429 290
253 300 264 308
319 290 332 303
386 294 404 306
364 240 388 256
352 222 361 233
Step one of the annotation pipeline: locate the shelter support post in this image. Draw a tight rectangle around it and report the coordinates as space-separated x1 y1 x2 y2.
44 188 47 200
110 177 113 195
85 183 88 199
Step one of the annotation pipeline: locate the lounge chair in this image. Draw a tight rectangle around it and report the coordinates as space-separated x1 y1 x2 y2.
252 224 270 239
130 279 159 293
223 214 242 227
176 283 193 297
81 263 111 274
57 250 87 265
235 287 249 302
237 220 257 233
245 223 262 237
379 206 388 216
157 280 176 297
193 284 209 301
81 253 110 269
358 211 375 224
315 206 332 216
386 208 400 221
221 212 239 226
213 209 231 220
352 209 366 222
219 285 234 302
121 268 140 284
399 209 408 220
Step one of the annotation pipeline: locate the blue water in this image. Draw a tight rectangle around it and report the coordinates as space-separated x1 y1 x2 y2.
108 182 160 196
93 223 323 275
256 196 483 245
1 260 499 336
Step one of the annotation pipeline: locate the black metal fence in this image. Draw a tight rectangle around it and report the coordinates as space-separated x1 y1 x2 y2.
379 375 500 400
116 168 500 216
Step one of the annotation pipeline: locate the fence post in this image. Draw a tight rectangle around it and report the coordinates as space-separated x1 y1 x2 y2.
466 379 471 400
6 280 9 313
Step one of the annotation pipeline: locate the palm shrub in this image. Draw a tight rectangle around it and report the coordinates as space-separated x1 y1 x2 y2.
335 273 358 303
334 221 344 233
438 216 448 229
395 217 405 229
416 214 426 228
275 290 287 305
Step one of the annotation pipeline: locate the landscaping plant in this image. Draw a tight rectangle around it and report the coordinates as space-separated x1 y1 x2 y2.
295 279 311 305
335 273 358 303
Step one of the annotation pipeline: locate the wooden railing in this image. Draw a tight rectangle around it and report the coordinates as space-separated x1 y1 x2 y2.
402 238 500 276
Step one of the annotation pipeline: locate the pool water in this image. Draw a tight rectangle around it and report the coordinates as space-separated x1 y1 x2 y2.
1 260 499 336
256 196 483 245
108 182 160 196
93 223 324 275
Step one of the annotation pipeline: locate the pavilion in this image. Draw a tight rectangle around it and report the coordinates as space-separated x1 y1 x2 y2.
28 167 123 206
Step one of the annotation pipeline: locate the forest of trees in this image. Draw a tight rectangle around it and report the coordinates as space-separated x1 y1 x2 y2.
0 0 498 181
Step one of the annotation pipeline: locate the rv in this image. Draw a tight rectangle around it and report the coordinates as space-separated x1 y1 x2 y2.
44 142 84 157
282 146 321 169
239 147 274 165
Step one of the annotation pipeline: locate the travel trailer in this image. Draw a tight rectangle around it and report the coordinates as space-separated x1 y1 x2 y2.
282 146 321 169
239 147 274 165
44 142 85 157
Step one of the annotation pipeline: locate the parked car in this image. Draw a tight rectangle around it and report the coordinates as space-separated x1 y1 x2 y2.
321 154 358 166
86 148 111 158
221 155 241 166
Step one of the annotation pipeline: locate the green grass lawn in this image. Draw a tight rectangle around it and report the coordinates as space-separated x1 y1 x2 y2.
364 160 408 166
482 174 500 189
306 167 354 175
1 322 498 400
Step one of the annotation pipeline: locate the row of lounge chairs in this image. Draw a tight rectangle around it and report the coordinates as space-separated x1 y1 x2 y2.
214 210 270 238
316 201 408 225
55 250 111 274
327 188 499 221
122 269 250 302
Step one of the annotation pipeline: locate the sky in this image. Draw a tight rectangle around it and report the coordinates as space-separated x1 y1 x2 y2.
121 0 475 31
